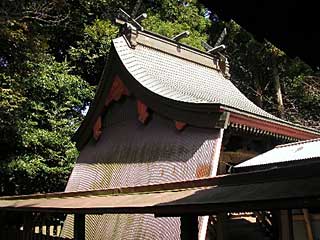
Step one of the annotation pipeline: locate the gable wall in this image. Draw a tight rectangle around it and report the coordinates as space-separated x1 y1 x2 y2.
62 97 223 239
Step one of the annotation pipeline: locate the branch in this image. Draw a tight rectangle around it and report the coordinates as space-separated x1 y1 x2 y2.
0 0 69 26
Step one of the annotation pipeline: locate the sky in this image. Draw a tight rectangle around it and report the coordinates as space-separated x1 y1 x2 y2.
200 0 319 69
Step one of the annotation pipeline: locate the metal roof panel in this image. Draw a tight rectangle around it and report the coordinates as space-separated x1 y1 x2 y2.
235 138 320 169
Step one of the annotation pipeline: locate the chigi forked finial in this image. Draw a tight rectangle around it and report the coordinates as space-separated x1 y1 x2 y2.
201 27 227 54
201 28 230 78
172 31 190 42
115 8 147 31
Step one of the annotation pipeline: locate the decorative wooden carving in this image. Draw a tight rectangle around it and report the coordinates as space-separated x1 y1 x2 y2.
175 121 187 131
93 116 102 141
137 100 149 124
105 75 129 106
92 76 129 142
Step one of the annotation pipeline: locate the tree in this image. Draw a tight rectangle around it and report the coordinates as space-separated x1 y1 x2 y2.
0 54 93 195
209 20 319 127
68 19 119 85
142 0 211 50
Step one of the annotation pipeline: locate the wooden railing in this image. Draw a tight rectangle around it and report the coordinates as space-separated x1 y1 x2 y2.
0 212 70 240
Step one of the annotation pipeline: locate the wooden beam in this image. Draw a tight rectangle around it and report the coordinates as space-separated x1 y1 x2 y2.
180 215 198 240
74 214 85 240
293 213 320 221
303 208 314 240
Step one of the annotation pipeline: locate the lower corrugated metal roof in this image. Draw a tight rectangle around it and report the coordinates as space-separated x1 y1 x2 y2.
234 138 320 171
1 162 320 215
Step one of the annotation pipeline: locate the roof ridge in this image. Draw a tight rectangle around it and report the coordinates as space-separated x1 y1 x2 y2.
124 29 226 73
142 30 214 57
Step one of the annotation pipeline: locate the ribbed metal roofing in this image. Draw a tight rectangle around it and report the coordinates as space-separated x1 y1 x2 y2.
113 36 278 121
235 138 320 169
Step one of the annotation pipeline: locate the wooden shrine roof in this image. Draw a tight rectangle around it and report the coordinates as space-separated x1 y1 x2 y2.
74 26 320 150
1 162 320 215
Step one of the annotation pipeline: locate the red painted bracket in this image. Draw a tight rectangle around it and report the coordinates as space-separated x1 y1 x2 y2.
93 116 102 141
105 75 129 106
137 100 149 124
175 121 187 131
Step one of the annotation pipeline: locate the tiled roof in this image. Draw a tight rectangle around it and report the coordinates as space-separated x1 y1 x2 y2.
114 35 277 121
234 138 320 171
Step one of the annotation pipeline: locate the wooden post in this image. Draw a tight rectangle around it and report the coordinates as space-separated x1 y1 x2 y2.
279 210 294 240
303 209 314 240
45 214 50 238
216 213 227 240
180 215 198 240
199 129 224 240
271 211 280 240
23 213 33 240
0 212 4 240
74 214 85 240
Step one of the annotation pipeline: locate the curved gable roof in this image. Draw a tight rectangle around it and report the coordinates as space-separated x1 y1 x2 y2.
74 28 320 150
114 34 276 120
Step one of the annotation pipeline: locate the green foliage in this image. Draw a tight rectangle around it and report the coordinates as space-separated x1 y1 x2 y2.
69 19 119 85
142 0 211 49
0 74 26 159
284 75 320 125
0 55 93 195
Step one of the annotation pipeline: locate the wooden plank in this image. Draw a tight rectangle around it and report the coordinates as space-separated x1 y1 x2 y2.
2 162 320 202
303 208 314 240
2 163 320 216
180 215 198 240
74 214 85 240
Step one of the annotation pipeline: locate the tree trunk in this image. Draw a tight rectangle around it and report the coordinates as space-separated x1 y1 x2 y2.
253 74 263 107
272 58 284 116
